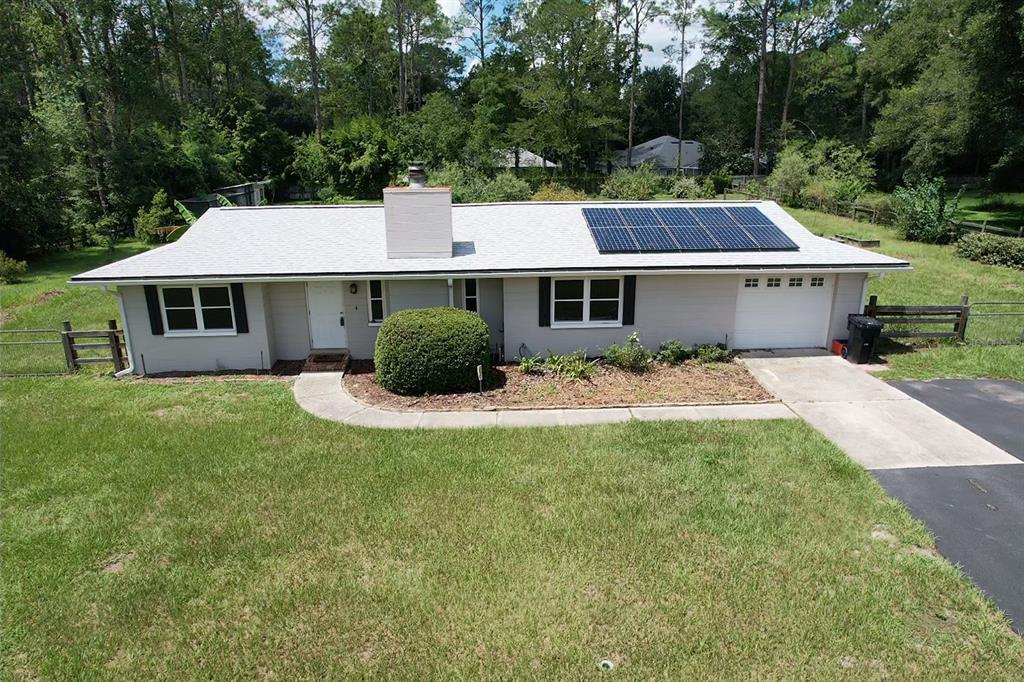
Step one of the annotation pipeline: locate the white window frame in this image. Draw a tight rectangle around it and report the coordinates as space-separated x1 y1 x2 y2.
744 277 759 288
367 279 387 326
766 277 782 288
810 276 825 288
159 285 236 337
551 276 623 329
788 277 803 287
464 278 478 313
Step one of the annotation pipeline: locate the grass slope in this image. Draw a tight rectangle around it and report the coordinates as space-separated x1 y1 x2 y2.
958 191 1024 229
3 376 1022 678
788 208 1024 381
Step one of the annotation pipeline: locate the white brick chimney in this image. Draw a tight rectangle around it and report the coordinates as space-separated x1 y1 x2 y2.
383 164 452 259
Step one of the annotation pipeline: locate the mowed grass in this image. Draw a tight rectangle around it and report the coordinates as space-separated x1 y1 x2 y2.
958 191 1024 230
787 208 1024 382
0 243 150 374
3 376 1022 678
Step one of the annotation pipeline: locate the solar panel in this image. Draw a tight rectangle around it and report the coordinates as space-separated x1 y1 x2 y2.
628 225 677 251
581 207 624 228
653 207 699 226
590 227 636 252
725 206 774 226
619 207 660 226
703 223 759 249
743 223 798 250
691 207 735 228
663 224 721 251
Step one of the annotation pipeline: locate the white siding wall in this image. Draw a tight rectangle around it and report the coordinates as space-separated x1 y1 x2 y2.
502 274 737 359
828 272 868 342
341 278 450 358
266 282 311 361
120 283 272 374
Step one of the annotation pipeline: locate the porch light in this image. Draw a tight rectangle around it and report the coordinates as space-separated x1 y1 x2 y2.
349 283 358 294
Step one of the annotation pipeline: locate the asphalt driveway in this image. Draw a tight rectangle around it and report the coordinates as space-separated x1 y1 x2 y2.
741 356 1024 634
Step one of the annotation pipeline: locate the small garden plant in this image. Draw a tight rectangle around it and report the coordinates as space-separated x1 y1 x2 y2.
518 354 544 374
543 350 598 381
603 332 652 372
655 339 693 364
695 343 731 364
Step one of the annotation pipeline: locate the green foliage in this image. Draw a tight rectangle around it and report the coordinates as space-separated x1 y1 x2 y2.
600 165 660 200
0 250 28 283
655 339 693 364
174 200 198 227
397 93 470 169
768 140 875 209
292 118 399 199
429 165 531 203
89 216 121 252
668 176 715 199
373 307 491 396
215 194 234 208
892 178 963 244
133 191 178 243
695 343 730 364
857 192 894 221
543 350 597 381
531 183 587 201
518 354 544 374
954 233 1024 271
767 145 813 205
603 332 653 372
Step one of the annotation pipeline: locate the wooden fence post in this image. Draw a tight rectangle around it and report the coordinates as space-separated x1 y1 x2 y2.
108 319 125 372
956 294 970 341
61 320 77 371
865 295 878 317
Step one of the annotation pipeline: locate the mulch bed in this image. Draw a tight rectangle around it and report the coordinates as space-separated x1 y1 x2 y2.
344 359 773 411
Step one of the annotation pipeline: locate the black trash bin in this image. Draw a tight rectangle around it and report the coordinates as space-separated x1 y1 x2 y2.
845 315 884 364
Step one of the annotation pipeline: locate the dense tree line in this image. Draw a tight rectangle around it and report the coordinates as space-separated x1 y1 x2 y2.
2 0 1022 257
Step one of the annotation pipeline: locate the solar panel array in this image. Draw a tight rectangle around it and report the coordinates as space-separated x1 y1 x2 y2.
582 206 798 254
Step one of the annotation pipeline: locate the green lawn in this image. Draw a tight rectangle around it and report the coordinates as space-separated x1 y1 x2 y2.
958 191 1024 230
3 376 1022 678
786 208 1024 382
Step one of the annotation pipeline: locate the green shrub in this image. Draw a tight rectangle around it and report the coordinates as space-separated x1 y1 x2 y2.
475 172 532 202
892 178 962 244
518 354 544 374
707 169 732 194
600 165 660 200
374 307 491 395
857 192 893 221
695 343 730 363
89 216 121 251
767 145 812 205
668 176 715 200
955 233 1024 270
531 183 587 201
0 250 28 283
133 190 178 243
603 332 652 372
655 339 693 364
544 350 597 381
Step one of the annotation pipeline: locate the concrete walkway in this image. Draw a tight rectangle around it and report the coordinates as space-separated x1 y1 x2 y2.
292 371 796 429
740 351 1021 470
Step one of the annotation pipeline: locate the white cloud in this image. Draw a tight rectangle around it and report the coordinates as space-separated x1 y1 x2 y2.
640 17 705 73
439 0 464 19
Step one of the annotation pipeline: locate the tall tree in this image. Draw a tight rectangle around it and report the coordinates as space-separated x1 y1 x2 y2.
461 0 494 67
663 0 696 172
260 0 337 141
624 0 662 167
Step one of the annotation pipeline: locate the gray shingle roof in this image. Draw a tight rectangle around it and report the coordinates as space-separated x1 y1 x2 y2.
71 200 909 283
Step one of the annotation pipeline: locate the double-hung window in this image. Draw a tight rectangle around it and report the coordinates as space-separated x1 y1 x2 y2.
552 277 622 328
367 280 386 324
464 278 478 313
160 285 235 335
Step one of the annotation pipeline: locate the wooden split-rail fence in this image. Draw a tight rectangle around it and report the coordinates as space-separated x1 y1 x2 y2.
864 295 971 341
0 320 127 376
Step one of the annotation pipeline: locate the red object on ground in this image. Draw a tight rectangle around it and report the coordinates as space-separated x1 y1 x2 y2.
831 339 848 356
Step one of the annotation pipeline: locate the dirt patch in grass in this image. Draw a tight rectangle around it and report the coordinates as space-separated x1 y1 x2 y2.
344 360 773 411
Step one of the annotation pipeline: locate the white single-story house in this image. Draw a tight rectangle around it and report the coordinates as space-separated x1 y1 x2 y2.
613 135 702 174
499 148 559 169
71 171 909 375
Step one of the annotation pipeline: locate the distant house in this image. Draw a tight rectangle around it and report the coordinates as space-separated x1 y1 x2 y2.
500 148 559 169
70 165 909 375
613 136 702 175
181 180 272 217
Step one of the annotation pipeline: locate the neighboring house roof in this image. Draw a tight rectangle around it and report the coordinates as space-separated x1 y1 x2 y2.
499 148 559 168
613 135 701 169
70 201 909 284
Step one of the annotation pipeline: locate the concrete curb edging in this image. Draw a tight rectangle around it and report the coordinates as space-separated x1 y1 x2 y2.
292 372 798 429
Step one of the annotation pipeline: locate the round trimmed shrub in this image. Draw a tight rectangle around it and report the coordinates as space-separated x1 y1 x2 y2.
374 307 491 395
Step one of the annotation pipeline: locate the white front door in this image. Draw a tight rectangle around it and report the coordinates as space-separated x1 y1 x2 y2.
307 282 348 349
732 274 835 349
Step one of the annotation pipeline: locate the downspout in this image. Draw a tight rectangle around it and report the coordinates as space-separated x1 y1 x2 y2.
447 277 454 307
113 287 136 376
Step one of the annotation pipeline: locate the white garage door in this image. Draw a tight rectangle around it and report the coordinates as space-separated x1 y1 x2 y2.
732 274 834 349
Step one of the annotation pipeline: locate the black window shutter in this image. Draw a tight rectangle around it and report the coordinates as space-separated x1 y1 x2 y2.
538 277 551 327
144 285 164 335
231 283 249 333
623 275 637 325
